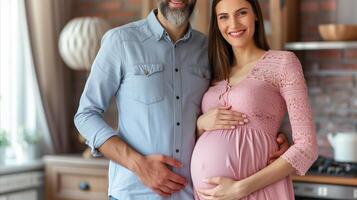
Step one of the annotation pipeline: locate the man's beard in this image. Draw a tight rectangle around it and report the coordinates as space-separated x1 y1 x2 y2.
158 0 196 27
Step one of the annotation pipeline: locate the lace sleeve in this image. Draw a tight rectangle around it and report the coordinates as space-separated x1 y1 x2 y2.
279 52 318 175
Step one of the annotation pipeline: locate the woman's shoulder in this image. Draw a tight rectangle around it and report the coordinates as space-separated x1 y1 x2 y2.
265 50 299 62
263 50 301 71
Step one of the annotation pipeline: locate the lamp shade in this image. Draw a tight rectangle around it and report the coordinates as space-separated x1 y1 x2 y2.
59 17 111 70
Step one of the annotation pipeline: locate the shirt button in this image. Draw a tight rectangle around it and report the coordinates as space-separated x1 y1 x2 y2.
177 122 180 126
176 96 180 100
175 68 179 72
176 149 179 153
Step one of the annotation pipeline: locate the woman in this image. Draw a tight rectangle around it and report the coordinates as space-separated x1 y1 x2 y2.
190 0 318 199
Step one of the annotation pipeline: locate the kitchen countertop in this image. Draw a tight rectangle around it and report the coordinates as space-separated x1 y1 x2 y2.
4 157 356 186
292 174 357 186
0 159 44 175
43 154 109 166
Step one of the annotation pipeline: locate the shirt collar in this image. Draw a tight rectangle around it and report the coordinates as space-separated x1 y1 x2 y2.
147 10 165 41
147 9 193 41
182 24 193 41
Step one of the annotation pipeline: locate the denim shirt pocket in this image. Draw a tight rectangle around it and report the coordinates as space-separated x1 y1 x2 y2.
123 64 164 105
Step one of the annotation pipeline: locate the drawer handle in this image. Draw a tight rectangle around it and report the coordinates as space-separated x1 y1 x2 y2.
79 182 90 191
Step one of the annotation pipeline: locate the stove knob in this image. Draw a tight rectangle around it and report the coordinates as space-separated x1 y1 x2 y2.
327 166 336 175
318 166 325 173
335 166 343 175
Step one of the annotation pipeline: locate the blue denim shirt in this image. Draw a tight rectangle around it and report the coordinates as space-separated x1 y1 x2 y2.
74 10 210 200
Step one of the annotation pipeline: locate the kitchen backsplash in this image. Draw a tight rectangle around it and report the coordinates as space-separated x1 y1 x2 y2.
273 0 357 157
298 0 357 157
301 49 357 157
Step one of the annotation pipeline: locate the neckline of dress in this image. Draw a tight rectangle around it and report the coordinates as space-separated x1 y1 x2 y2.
220 50 271 88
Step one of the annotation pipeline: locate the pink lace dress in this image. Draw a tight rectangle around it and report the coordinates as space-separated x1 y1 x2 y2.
190 50 318 200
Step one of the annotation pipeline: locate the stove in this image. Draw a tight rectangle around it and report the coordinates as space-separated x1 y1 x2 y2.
308 156 357 177
294 156 357 200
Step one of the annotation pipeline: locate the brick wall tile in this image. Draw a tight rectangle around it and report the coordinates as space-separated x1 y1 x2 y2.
320 0 337 11
73 0 141 26
320 63 357 70
301 1 319 13
97 1 122 11
318 122 356 134
344 49 357 59
319 76 354 88
311 50 342 59
306 76 320 87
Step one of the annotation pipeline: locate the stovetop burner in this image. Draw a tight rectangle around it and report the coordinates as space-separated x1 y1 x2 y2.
307 156 357 177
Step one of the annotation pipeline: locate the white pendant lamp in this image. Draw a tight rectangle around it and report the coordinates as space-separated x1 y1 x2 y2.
59 17 111 71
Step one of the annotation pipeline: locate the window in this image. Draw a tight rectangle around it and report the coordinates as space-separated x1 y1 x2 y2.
0 0 43 162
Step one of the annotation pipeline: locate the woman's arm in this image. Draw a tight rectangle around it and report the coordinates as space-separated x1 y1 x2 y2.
242 157 295 193
278 52 318 175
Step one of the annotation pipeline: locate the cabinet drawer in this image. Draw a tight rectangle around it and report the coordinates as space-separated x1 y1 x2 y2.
53 166 108 200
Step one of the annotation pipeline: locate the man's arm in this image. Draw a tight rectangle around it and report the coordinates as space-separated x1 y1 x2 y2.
98 136 187 197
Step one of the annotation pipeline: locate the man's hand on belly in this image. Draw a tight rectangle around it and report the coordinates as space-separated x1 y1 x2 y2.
132 154 187 197
268 133 290 163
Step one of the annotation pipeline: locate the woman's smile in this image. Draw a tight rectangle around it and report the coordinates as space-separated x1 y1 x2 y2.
228 29 247 38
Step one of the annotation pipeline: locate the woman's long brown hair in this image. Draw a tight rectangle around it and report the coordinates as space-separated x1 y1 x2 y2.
208 0 270 82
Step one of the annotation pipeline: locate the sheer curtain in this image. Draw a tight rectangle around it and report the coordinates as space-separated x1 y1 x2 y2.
25 0 73 154
0 0 50 161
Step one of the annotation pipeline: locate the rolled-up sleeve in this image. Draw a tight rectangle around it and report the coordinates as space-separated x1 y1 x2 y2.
74 29 122 157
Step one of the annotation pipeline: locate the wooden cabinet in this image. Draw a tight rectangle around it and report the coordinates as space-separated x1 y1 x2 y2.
44 155 109 200
269 0 299 49
0 161 44 200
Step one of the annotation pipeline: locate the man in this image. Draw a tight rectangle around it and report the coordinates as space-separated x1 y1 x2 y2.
74 0 289 199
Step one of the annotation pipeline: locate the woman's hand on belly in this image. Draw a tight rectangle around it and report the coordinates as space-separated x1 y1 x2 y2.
196 106 249 137
196 177 249 200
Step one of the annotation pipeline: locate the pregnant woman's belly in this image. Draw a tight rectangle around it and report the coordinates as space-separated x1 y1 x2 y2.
190 127 278 190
